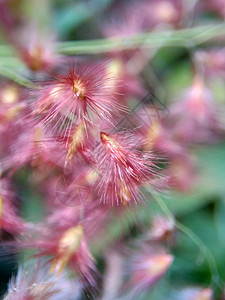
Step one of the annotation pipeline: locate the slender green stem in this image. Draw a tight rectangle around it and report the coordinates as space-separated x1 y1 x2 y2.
0 65 34 87
1 23 225 58
56 23 225 55
151 191 221 290
0 23 225 84
175 221 220 287
0 57 26 68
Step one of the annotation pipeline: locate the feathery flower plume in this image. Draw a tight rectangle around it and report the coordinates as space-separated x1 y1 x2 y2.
16 220 96 286
147 215 175 241
64 122 86 166
93 130 160 205
124 247 173 298
0 119 64 174
194 48 225 79
33 61 124 139
170 75 221 144
144 118 185 158
3 260 81 300
0 178 24 235
165 154 196 192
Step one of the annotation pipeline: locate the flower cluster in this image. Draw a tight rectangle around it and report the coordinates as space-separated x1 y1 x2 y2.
0 0 225 299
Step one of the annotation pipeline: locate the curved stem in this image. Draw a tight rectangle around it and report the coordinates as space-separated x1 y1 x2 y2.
175 221 221 289
0 65 34 87
56 23 225 55
151 192 222 291
0 23 225 85
0 23 225 58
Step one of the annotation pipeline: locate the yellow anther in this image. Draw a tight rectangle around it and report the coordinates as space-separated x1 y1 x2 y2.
100 132 127 166
119 181 131 205
85 169 99 185
72 80 85 99
65 123 85 165
34 127 42 143
49 225 84 276
147 120 161 145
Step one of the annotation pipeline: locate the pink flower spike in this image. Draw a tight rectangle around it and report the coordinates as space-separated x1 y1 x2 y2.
17 222 96 286
4 260 81 300
94 130 161 205
148 215 175 241
33 61 125 138
0 178 24 235
170 75 222 144
127 248 173 296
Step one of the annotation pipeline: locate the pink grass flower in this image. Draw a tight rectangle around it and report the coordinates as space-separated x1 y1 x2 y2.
19 33 58 72
144 0 183 28
147 215 175 241
4 260 81 300
165 153 196 192
0 119 64 174
93 130 161 205
103 0 182 39
0 178 24 235
16 219 96 286
106 58 147 103
0 83 27 133
126 247 173 297
144 118 185 159
32 62 124 139
194 48 225 80
170 75 222 144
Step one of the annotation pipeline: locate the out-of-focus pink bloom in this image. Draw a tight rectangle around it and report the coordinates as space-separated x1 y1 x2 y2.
103 0 182 39
147 215 175 241
16 217 96 285
102 251 123 300
92 130 161 205
49 178 110 235
172 287 213 300
106 59 147 103
169 76 222 144
0 178 24 235
134 109 197 192
102 2 144 38
144 118 185 159
0 1 59 73
3 260 81 300
18 30 59 72
127 247 173 296
0 83 21 105
0 0 24 30
0 103 25 133
0 83 26 133
199 0 225 18
164 154 196 192
0 119 63 173
143 0 183 29
32 62 124 139
194 48 225 79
